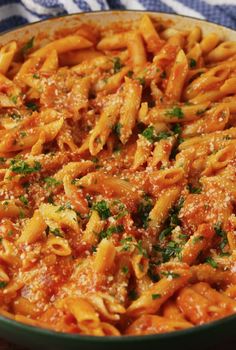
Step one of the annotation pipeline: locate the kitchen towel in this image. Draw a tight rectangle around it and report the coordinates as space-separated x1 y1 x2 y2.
0 0 235 33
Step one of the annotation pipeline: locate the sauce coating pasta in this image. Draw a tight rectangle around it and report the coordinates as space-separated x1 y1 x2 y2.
0 14 235 336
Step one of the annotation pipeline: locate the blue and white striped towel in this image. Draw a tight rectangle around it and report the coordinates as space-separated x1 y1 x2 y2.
0 0 235 33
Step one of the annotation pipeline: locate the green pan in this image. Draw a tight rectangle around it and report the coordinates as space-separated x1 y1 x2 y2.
0 10 236 350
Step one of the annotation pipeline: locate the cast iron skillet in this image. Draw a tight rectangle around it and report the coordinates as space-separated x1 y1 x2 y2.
0 10 235 350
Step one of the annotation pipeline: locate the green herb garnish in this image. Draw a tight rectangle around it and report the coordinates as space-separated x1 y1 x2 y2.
100 224 124 239
0 281 8 288
135 240 148 258
10 160 41 174
19 195 28 206
21 37 35 56
113 122 122 137
189 58 197 68
161 271 180 278
93 200 111 220
121 266 129 274
205 257 218 268
166 107 184 119
26 101 39 111
44 177 62 188
113 57 123 73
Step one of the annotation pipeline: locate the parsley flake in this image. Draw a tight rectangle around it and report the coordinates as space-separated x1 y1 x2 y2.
166 107 184 119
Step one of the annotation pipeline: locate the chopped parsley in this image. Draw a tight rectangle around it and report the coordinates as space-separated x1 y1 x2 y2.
100 224 124 239
91 157 99 164
121 236 133 251
91 245 97 253
47 226 64 238
161 271 180 279
178 233 188 241
10 160 41 174
32 73 40 79
142 126 156 143
187 184 202 194
44 177 62 188
10 95 18 104
128 289 138 300
189 58 197 68
192 235 204 244
7 230 14 237
0 281 8 288
135 240 148 258
47 194 54 204
136 195 153 228
19 195 28 206
160 71 167 79
171 123 182 136
21 37 35 56
0 157 5 164
159 197 184 242
113 57 123 73
148 265 160 282
142 126 172 144
162 241 182 262
10 112 21 120
121 266 129 274
56 202 72 212
26 101 39 111
152 293 161 300
127 70 133 78
136 77 146 86
166 107 184 119
205 257 218 269
196 108 206 115
20 131 27 138
19 210 25 219
159 227 173 242
214 223 228 252
93 200 111 220
113 123 122 137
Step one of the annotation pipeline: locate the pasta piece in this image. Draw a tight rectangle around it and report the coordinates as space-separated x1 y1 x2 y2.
148 137 175 168
31 36 93 58
127 31 147 71
145 102 210 124
89 93 122 155
206 42 236 62
132 135 152 170
126 267 191 317
126 315 192 335
202 142 236 176
149 186 181 230
86 292 126 321
62 297 102 335
0 118 64 152
82 210 105 245
39 203 80 233
165 49 188 101
54 161 94 182
17 210 46 244
0 41 17 75
119 77 142 144
200 33 220 55
181 224 215 265
139 14 164 53
45 235 71 256
182 105 229 137
186 26 202 52
40 49 58 72
94 239 116 273
97 33 127 51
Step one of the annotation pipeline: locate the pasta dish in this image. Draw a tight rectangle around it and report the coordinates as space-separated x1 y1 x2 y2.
0 14 235 336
